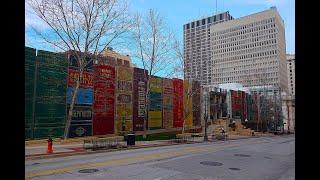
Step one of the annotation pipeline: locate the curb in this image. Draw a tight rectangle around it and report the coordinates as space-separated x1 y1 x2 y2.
25 150 88 160
25 140 205 160
25 135 273 160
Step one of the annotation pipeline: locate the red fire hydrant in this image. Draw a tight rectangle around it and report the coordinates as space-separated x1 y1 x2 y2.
47 138 53 154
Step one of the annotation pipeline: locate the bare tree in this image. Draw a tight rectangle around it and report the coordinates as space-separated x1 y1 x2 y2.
27 0 133 139
173 38 187 133
171 38 184 79
245 70 281 133
131 9 175 138
182 80 194 133
243 71 264 132
172 37 201 134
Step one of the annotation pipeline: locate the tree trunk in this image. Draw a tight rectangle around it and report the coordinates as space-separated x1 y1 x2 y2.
182 98 186 134
182 85 188 134
64 69 83 139
182 113 186 134
143 76 150 139
182 82 192 134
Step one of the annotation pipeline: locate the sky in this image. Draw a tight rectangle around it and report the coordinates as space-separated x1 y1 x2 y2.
128 0 295 54
25 0 295 55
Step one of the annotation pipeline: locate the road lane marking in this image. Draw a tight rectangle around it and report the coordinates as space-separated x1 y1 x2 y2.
26 140 267 179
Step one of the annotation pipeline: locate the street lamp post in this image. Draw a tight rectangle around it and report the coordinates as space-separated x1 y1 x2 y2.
204 90 208 142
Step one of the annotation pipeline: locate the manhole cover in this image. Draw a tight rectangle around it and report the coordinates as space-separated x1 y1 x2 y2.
78 169 99 173
200 161 223 166
229 168 241 171
264 156 272 159
234 154 251 157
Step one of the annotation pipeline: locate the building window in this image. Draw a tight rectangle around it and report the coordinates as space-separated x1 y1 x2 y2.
191 22 194 28
197 21 200 27
202 19 206 25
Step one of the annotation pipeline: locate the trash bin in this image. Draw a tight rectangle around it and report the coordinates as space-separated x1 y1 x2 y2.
127 134 135 146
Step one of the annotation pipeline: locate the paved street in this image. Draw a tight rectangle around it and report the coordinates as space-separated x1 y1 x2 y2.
26 135 295 180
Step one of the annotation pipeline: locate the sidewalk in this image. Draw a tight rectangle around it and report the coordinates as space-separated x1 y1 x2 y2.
228 133 275 139
25 143 84 156
25 140 180 160
25 134 273 160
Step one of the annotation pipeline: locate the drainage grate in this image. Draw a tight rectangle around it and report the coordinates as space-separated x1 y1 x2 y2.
78 169 99 173
229 168 241 171
264 156 272 159
32 163 40 165
200 161 223 166
234 154 251 157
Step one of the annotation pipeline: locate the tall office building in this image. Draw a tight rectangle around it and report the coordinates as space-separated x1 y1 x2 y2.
210 7 288 93
286 54 295 95
183 12 234 85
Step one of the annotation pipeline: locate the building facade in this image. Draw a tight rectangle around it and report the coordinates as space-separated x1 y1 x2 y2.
103 47 133 67
209 89 227 121
282 95 295 133
183 12 234 85
210 7 288 93
286 54 295 95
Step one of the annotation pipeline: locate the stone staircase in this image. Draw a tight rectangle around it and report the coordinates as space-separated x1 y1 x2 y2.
205 119 260 137
210 119 228 136
228 119 254 136
207 119 276 137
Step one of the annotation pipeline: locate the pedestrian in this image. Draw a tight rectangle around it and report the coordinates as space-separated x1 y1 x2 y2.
221 127 226 141
245 119 248 129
